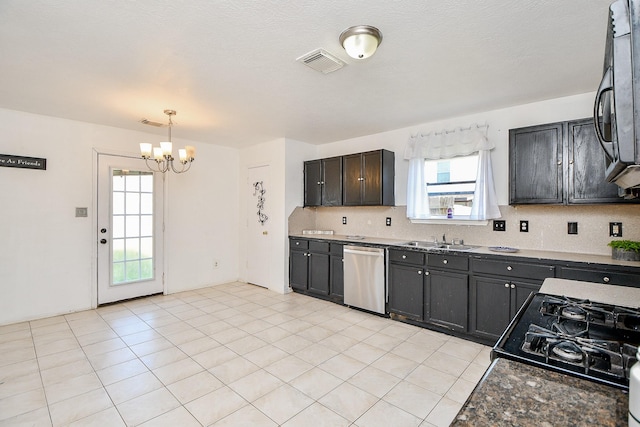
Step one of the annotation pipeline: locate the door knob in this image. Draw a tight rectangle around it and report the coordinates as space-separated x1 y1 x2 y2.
100 228 107 234
100 239 107 244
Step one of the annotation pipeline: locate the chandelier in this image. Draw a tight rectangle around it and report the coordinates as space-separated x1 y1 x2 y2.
139 109 195 174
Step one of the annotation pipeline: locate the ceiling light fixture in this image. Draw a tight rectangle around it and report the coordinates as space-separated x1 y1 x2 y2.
339 25 383 60
139 109 195 174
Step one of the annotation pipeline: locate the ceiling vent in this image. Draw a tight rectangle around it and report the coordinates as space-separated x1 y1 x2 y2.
296 49 345 74
139 118 166 127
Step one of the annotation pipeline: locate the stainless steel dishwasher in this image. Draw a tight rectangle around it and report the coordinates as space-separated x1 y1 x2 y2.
343 245 386 314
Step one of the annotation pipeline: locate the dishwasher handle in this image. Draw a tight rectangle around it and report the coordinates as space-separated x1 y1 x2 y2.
344 247 385 256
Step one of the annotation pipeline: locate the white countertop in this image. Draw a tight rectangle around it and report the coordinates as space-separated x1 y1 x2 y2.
540 278 640 308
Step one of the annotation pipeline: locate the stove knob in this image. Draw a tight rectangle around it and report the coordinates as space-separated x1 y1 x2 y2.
603 276 610 283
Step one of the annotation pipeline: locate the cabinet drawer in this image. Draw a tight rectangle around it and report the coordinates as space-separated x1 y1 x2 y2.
427 254 468 271
389 249 425 266
309 240 330 253
472 258 555 280
560 267 640 287
290 239 309 250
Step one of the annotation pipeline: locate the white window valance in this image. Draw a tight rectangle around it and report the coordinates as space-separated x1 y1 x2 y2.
404 124 493 160
405 123 500 221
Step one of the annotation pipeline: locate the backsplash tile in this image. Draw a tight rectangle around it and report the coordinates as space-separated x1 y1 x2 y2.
289 205 640 256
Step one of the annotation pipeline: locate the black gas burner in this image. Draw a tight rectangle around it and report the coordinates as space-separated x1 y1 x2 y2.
493 293 640 390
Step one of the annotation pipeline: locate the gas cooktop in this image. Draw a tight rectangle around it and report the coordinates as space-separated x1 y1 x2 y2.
493 293 640 390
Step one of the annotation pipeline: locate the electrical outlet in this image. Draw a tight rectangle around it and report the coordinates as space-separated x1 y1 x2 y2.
386 217 391 226
342 216 347 225
213 260 219 268
610 222 622 237
520 220 529 233
493 220 506 231
568 222 578 235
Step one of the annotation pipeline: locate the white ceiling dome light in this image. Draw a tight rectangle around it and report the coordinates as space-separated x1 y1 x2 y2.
339 25 383 60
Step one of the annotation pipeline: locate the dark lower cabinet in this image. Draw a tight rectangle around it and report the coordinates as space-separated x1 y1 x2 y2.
330 245 344 299
425 269 468 332
308 251 330 295
290 238 309 291
470 276 540 342
289 238 344 302
388 263 424 320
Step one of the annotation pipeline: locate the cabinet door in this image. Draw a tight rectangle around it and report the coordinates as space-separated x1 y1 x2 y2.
304 160 322 207
362 151 382 205
330 254 344 299
308 252 330 296
511 280 540 315
567 119 622 203
509 123 564 204
290 250 308 290
343 153 362 205
425 270 468 332
388 263 424 320
469 276 511 341
322 157 343 206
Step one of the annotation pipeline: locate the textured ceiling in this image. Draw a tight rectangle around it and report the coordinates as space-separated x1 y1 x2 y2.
0 0 612 148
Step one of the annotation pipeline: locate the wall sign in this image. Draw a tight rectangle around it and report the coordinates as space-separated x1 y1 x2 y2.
253 181 268 225
0 154 47 170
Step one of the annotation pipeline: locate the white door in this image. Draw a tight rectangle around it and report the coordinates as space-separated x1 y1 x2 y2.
97 154 164 304
246 165 272 288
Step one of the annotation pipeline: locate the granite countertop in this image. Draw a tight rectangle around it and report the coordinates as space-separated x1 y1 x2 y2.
452 358 629 427
289 233 640 268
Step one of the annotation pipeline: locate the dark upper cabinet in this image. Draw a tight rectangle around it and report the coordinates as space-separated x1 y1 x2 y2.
509 122 564 204
343 149 395 206
567 119 622 203
304 157 342 207
510 119 638 205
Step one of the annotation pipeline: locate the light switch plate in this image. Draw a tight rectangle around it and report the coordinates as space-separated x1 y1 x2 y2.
75 207 88 217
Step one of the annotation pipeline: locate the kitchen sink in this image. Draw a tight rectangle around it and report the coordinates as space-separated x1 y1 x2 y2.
398 241 480 252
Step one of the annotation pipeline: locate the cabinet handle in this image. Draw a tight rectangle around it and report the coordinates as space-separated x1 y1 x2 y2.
321 181 325 184
402 255 407 259
511 284 516 289
295 242 300 245
417 270 422 275
317 181 321 185
504 283 510 288
425 271 429 276
557 161 562 165
507 266 513 271
569 160 574 165
443 259 448 265
603 276 610 283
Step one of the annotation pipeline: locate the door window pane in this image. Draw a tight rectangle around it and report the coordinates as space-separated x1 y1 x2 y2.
111 169 154 286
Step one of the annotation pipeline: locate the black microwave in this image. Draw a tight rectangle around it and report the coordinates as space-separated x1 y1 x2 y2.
594 0 640 190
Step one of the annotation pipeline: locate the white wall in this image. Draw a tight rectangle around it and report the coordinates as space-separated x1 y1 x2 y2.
238 137 317 294
0 108 240 325
315 92 596 206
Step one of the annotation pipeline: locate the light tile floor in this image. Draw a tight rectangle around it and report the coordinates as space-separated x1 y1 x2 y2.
0 282 491 427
